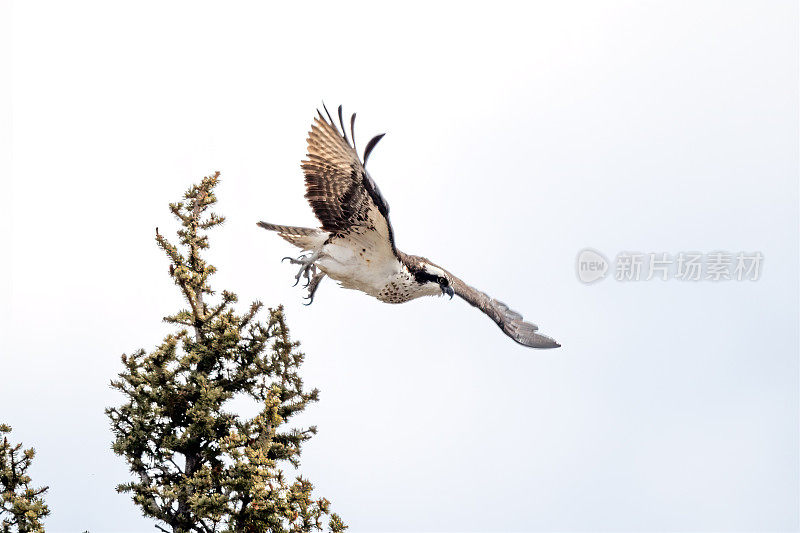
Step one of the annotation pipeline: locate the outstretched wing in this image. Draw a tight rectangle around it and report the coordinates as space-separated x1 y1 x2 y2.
302 105 397 258
448 273 560 349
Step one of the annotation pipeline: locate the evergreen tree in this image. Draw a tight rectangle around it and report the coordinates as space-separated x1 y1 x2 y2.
0 424 49 533
106 173 344 533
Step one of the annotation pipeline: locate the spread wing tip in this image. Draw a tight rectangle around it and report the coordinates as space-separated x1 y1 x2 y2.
503 320 560 349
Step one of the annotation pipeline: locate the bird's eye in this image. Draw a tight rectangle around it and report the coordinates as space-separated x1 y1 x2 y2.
438 277 448 286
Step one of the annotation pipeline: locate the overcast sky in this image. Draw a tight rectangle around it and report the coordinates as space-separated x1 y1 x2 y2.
2 1 798 532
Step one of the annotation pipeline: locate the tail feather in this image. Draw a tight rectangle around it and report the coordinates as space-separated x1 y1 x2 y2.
257 222 318 236
257 221 327 250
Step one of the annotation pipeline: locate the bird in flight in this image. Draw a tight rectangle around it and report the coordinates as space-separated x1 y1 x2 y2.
258 105 560 348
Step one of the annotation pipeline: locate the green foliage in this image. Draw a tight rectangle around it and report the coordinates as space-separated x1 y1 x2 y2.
0 424 49 533
106 173 345 533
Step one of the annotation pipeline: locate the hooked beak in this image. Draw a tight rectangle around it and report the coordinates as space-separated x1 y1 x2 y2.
442 285 454 299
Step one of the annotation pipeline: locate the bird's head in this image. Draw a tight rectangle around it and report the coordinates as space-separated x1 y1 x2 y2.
406 256 454 299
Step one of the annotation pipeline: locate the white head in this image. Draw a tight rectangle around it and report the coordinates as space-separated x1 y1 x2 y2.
406 256 454 299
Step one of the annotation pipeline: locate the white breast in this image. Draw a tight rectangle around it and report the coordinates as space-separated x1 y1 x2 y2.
316 241 401 298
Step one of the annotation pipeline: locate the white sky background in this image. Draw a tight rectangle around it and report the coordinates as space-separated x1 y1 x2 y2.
2 1 798 531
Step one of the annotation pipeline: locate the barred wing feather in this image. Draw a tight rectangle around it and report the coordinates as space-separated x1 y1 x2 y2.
448 274 560 349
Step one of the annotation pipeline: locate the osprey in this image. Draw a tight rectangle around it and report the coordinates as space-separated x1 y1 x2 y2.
259 106 560 349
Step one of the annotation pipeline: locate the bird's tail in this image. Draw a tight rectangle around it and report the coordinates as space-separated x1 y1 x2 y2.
257 221 327 250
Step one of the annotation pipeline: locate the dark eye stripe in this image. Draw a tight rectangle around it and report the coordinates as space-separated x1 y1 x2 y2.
413 270 439 284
